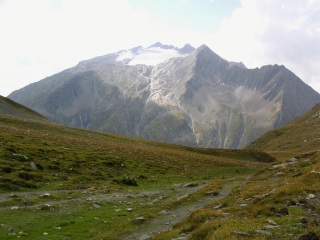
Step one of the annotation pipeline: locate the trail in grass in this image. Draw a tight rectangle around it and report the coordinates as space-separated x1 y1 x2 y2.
122 177 248 240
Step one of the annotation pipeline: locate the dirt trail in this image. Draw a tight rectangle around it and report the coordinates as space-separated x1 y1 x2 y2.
122 179 245 240
0 183 206 210
0 177 248 240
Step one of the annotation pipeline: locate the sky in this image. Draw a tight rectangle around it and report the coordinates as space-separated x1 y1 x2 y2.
0 0 320 96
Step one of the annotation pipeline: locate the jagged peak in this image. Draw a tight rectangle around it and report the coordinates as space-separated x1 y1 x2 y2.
194 44 226 64
179 43 195 54
147 42 176 50
229 61 247 69
196 44 211 52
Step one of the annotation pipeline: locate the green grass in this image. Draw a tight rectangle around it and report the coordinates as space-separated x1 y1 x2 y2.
0 113 272 239
1 102 320 239
155 151 320 240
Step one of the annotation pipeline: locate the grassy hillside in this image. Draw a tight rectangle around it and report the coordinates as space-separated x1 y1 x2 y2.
246 103 320 154
0 95 47 122
153 104 320 240
155 151 320 240
0 112 273 239
1 101 319 239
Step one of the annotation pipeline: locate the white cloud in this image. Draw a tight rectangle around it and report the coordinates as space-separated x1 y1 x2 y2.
0 0 319 96
211 0 320 92
0 0 153 96
0 0 210 96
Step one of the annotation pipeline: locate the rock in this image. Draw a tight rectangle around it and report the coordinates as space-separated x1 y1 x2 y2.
159 210 168 215
231 231 252 237
126 208 133 212
205 191 219 196
308 194 316 199
255 230 272 236
173 183 183 188
177 195 188 201
12 153 28 161
274 172 284 176
239 204 248 207
171 237 188 240
54 226 61 230
264 225 277 229
183 182 198 187
267 219 277 225
140 234 151 240
212 203 223 209
43 232 49 236
10 206 19 210
134 217 145 223
7 233 17 237
93 203 101 208
288 157 298 162
18 231 29 236
41 193 51 198
30 162 38 170
299 232 319 240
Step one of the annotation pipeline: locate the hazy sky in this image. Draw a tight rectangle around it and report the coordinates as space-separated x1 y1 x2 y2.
1 0 320 96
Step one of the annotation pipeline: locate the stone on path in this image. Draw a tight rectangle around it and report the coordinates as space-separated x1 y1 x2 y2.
255 230 272 236
93 203 101 208
212 203 223 209
231 231 252 237
134 217 145 223
140 234 151 240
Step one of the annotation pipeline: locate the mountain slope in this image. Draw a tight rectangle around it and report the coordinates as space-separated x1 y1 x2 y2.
0 95 47 121
246 103 320 153
8 43 320 148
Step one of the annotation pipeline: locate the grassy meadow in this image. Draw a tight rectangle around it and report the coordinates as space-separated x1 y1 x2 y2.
0 113 273 239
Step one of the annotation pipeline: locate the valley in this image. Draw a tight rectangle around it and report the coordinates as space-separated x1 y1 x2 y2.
0 111 272 239
0 102 319 239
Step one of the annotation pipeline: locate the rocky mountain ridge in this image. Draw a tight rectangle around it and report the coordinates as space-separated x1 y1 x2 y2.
8 43 320 148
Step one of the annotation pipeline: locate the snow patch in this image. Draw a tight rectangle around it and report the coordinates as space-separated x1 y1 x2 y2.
116 47 191 66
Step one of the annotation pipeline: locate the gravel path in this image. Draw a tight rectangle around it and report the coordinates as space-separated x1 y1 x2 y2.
121 179 245 240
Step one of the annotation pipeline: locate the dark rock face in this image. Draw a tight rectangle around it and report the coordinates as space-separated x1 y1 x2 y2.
8 44 320 148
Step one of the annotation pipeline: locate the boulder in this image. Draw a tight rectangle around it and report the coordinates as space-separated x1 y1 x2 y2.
231 231 252 237
134 217 145 223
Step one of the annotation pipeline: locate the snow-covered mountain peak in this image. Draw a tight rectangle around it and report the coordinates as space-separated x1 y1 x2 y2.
115 43 195 66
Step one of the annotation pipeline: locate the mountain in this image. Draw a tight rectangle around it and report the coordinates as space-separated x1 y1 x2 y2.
8 43 320 149
246 103 320 153
0 95 47 121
